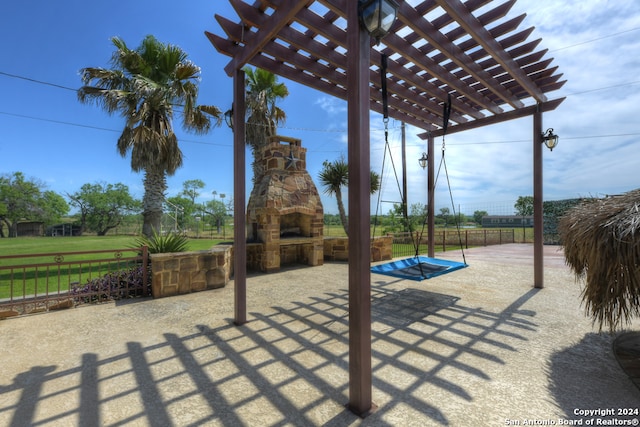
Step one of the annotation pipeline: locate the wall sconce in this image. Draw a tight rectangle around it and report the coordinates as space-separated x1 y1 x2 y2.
224 106 233 130
542 128 559 151
418 152 428 169
358 0 399 43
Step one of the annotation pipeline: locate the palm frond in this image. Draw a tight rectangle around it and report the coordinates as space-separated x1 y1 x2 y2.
559 189 640 332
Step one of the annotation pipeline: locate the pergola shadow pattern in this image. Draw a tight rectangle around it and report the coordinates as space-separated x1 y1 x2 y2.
0 286 538 426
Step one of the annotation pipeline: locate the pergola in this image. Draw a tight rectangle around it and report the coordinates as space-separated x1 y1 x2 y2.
206 0 565 416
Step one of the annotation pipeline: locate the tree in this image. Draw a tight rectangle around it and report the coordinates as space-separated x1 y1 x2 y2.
514 195 534 241
41 191 70 226
318 156 381 236
514 196 534 216
244 67 289 182
68 182 140 236
437 207 450 226
0 172 69 237
181 179 205 204
319 158 349 235
205 199 227 234
473 210 488 225
409 203 428 231
384 202 426 234
78 35 221 237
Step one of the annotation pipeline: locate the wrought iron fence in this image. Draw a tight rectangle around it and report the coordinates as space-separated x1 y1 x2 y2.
0 247 148 316
391 229 515 258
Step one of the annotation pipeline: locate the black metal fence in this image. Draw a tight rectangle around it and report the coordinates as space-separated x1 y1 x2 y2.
391 229 515 258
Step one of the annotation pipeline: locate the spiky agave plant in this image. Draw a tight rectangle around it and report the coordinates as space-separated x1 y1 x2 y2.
134 229 189 254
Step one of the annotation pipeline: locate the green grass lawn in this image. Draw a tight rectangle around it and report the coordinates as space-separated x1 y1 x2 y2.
0 236 227 256
0 236 226 299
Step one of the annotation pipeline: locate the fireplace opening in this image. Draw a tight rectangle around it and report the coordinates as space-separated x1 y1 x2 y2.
280 212 311 239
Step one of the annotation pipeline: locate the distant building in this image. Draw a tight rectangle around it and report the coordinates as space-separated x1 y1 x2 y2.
16 221 44 237
482 215 533 228
46 223 82 236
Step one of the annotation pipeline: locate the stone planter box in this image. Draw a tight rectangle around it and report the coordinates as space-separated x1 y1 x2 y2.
150 246 232 298
323 236 393 262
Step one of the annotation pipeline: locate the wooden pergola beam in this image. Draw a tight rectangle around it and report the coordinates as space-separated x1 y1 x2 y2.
418 97 566 139
223 0 309 76
437 0 548 103
397 1 524 110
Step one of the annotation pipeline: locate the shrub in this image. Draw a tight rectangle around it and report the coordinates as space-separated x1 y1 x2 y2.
71 265 150 303
133 230 189 254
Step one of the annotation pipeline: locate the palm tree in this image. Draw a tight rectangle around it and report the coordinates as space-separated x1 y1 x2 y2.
243 67 289 181
319 156 381 236
78 35 221 237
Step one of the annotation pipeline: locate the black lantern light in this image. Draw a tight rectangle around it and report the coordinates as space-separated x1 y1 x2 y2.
224 106 234 130
358 0 399 43
542 128 559 151
418 152 428 169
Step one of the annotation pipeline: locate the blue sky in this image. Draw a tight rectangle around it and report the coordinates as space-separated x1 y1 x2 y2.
2 1 639 216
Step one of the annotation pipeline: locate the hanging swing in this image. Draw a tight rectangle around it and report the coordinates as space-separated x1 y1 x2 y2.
371 68 467 281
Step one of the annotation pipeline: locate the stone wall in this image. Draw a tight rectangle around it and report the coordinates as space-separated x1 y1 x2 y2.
323 236 393 262
150 246 232 298
246 242 264 272
151 236 392 298
246 240 323 272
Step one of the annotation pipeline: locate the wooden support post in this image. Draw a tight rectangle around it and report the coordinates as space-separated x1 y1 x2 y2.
233 69 248 324
533 107 544 289
346 0 374 417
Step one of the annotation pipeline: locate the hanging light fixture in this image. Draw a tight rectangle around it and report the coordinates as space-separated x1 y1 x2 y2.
224 106 234 129
418 152 428 169
541 128 559 151
358 0 399 43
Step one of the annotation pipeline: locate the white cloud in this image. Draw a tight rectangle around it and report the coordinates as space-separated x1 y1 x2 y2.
314 96 347 117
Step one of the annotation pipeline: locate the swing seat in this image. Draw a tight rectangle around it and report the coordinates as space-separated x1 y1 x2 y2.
371 256 467 281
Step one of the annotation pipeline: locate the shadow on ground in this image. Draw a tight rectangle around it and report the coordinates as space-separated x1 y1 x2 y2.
1 285 540 426
547 332 640 423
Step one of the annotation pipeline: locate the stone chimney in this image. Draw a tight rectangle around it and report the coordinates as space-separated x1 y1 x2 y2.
246 135 324 272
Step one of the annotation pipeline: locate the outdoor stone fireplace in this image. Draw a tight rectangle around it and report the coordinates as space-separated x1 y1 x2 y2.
246 135 324 272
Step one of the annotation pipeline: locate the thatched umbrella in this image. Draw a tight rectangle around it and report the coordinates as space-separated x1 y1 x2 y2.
559 189 640 332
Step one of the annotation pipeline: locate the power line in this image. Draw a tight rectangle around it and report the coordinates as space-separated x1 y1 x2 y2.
565 80 640 97
0 71 76 92
2 109 638 151
0 111 232 148
549 26 640 53
0 111 117 132
3 67 640 137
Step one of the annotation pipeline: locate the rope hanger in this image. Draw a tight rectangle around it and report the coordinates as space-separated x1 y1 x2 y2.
373 54 405 237
427 93 467 266
374 55 465 272
371 56 467 281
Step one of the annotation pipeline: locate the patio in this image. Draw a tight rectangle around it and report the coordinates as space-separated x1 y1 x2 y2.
1 244 638 426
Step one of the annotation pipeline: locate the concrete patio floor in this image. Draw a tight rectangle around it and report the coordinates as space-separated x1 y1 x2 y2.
1 244 639 426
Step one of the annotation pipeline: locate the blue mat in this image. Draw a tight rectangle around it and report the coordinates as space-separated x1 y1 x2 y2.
371 256 468 281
